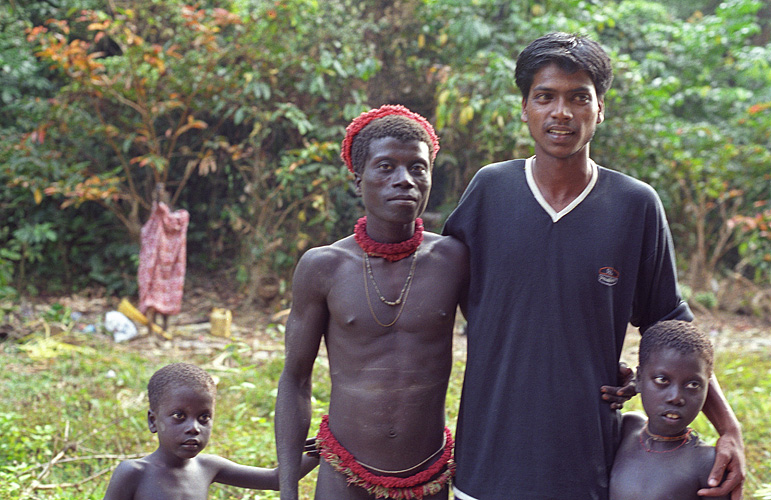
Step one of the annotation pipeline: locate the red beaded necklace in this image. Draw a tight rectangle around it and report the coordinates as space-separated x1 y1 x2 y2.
639 423 693 453
354 216 424 262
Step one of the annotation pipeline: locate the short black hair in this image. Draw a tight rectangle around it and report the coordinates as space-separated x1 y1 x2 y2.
639 321 715 375
147 363 216 411
350 115 434 175
515 32 614 99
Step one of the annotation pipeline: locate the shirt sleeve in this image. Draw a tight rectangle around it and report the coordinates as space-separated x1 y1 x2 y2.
631 189 693 332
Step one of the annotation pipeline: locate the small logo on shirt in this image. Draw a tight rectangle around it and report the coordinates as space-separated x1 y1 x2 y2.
598 267 620 286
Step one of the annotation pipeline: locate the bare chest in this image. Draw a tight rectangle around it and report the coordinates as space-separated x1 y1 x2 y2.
327 253 461 334
610 444 706 500
134 465 214 500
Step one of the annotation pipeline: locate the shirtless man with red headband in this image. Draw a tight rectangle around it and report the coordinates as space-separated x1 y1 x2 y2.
275 105 468 500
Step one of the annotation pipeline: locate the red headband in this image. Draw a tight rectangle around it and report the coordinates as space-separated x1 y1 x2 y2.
340 104 440 173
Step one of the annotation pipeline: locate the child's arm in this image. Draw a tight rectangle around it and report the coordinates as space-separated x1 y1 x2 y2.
102 461 141 500
299 446 320 477
208 451 319 491
209 455 280 490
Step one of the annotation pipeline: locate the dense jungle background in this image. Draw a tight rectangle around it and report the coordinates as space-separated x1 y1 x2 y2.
1 0 770 498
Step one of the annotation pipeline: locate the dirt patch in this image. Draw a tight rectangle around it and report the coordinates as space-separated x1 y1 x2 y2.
617 307 771 368
2 273 769 364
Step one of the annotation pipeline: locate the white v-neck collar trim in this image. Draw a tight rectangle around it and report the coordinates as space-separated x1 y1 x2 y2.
524 156 598 223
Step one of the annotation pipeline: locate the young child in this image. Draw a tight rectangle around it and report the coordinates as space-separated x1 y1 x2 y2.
609 320 729 500
103 362 318 500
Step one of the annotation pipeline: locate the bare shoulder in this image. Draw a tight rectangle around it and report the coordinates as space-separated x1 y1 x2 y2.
112 457 149 480
194 453 244 477
295 237 357 273
193 452 249 471
103 458 148 499
195 453 230 470
620 411 646 438
292 236 359 288
422 232 468 264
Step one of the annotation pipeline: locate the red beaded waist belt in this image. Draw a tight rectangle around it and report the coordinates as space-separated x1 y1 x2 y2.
316 415 455 499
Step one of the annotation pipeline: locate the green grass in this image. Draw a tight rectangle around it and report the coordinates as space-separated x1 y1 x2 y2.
0 331 294 500
0 325 769 499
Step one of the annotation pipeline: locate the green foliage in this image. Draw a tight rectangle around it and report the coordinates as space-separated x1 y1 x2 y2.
427 0 543 191
0 172 139 295
730 100 771 284
734 200 771 284
243 139 353 272
591 0 771 287
18 1 254 238
0 0 67 128
428 0 771 289
719 354 771 494
757 484 771 499
2 0 771 294
0 233 20 300
4 0 381 294
693 291 718 310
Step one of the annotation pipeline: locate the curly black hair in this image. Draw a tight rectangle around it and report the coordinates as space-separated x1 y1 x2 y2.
350 115 434 175
639 320 714 375
147 362 216 411
515 32 614 99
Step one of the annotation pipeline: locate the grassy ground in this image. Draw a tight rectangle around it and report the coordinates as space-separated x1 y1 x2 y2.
0 309 769 499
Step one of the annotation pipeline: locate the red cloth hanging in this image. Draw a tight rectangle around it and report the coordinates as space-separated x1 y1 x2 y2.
138 201 189 315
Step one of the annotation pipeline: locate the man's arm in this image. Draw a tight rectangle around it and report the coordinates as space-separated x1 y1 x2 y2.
437 235 469 321
275 250 329 500
697 374 745 500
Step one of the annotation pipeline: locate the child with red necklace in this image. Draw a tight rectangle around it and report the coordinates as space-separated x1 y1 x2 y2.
275 104 469 500
610 321 729 500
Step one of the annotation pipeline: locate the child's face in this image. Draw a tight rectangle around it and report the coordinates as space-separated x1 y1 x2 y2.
638 347 710 437
148 385 214 461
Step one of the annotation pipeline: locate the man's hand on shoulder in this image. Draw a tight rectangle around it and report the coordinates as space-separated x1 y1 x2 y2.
698 431 745 500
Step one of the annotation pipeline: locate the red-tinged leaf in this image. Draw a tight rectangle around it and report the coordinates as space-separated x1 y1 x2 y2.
748 103 771 115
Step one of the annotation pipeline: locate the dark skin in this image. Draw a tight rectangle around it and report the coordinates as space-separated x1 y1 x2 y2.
103 385 318 500
610 348 728 500
275 136 469 500
524 63 744 498
611 413 727 500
